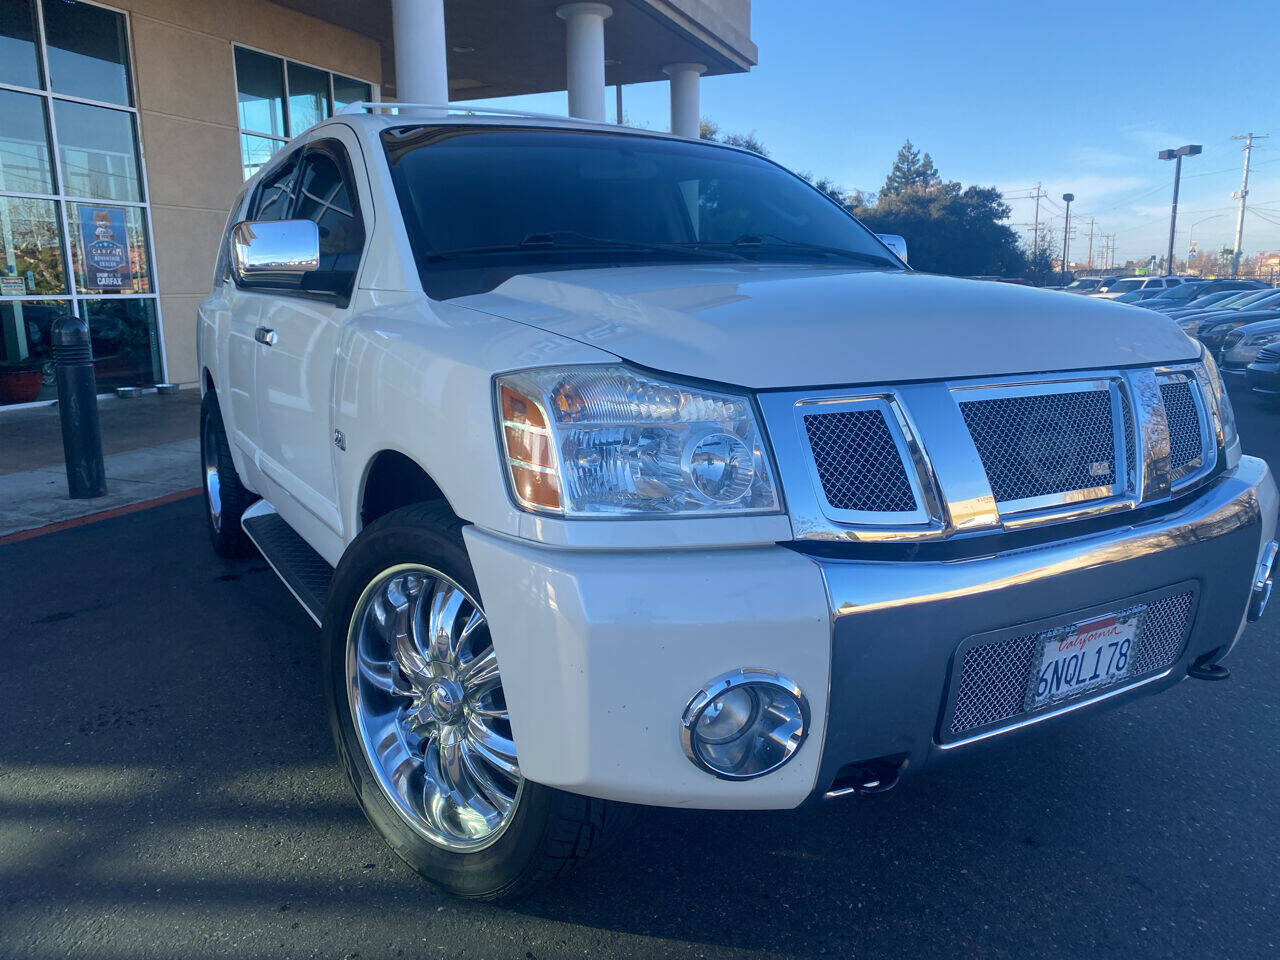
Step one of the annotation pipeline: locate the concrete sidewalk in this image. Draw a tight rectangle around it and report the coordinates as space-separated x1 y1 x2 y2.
0 390 201 539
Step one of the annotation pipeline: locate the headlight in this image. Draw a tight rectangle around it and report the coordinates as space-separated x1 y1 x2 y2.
1198 349 1239 461
495 364 779 517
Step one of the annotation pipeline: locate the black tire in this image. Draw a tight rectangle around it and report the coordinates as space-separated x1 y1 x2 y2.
321 501 635 899
200 390 255 558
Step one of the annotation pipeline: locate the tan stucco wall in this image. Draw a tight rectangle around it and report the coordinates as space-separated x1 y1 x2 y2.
117 0 381 384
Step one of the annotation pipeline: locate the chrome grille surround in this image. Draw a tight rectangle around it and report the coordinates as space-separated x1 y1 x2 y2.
756 361 1220 543
940 586 1197 744
796 396 936 527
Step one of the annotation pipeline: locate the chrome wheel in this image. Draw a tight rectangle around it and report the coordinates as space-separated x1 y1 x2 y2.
202 414 222 533
346 564 521 851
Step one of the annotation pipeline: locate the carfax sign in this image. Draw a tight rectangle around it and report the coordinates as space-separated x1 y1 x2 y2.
78 207 132 292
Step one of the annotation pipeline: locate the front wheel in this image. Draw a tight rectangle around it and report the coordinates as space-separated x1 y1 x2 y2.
321 502 633 899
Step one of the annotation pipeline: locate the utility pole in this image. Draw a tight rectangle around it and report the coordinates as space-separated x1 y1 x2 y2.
1230 133 1268 276
1030 182 1046 253
1061 194 1074 282
1086 218 1095 270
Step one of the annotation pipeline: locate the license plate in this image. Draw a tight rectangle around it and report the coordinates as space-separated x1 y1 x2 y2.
1028 607 1144 708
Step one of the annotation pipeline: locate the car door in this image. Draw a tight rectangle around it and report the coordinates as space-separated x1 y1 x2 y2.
226 153 300 459
253 135 368 536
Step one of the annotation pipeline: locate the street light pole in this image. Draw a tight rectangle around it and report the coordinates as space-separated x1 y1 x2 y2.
1061 193 1074 283
1158 144 1201 276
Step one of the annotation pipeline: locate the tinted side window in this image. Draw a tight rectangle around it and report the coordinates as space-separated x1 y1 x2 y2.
252 155 299 220
293 144 365 273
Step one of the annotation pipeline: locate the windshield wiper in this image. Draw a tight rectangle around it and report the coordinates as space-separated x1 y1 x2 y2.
425 231 746 263
688 233 899 268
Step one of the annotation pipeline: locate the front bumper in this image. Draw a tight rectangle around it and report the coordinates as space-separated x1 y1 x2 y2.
466 456 1277 810
1246 359 1280 397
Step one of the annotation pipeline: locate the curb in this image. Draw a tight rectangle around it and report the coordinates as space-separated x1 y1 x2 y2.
0 487 203 546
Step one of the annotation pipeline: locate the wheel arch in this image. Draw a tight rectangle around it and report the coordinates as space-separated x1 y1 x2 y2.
357 449 453 531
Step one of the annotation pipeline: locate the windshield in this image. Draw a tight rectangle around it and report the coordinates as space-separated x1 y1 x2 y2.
1065 278 1099 290
1110 279 1144 293
1228 289 1280 310
1152 283 1204 301
382 126 900 297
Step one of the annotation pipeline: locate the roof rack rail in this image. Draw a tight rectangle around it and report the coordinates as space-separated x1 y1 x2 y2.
334 101 638 133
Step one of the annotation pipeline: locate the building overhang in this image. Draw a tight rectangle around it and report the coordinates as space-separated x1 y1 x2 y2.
268 0 756 99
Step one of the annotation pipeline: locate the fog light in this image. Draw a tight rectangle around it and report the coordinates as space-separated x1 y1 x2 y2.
681 668 809 780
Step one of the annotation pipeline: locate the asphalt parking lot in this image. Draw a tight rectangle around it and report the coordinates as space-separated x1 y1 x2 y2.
2 384 1278 960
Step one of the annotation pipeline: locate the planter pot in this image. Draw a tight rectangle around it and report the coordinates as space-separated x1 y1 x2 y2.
0 364 43 404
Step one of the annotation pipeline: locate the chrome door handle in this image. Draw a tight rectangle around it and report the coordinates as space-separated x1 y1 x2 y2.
254 326 277 346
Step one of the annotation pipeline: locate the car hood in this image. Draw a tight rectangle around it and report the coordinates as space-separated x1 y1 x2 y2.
454 265 1199 389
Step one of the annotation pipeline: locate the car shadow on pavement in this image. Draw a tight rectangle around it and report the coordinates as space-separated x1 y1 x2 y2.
2 472 1278 958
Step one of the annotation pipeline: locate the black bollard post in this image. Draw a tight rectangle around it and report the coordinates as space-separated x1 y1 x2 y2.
51 315 107 499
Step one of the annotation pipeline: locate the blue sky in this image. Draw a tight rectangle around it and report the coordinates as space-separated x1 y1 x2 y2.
459 0 1280 267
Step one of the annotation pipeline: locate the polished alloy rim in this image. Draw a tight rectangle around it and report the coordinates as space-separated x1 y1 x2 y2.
346 564 521 851
202 416 222 532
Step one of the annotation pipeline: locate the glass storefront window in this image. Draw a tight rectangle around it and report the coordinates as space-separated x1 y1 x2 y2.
235 47 286 137
41 0 132 106
82 297 160 390
0 196 67 295
241 133 282 182
0 1 159 405
332 75 372 111
288 62 329 131
0 89 54 193
54 100 142 202
0 299 68 405
0 0 42 90
235 47 376 180
65 202 151 295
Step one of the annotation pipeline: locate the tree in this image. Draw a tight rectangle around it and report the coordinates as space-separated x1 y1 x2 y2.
879 140 940 199
798 171 848 205
852 146 1026 277
699 119 768 157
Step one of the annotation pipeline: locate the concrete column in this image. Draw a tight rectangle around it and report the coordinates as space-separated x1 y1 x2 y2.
392 0 449 105
556 3 612 121
664 63 706 139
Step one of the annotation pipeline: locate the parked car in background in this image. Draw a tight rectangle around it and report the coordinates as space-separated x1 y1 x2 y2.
1114 287 1169 304
1141 281 1210 308
1246 344 1280 403
1062 277 1104 294
1195 307 1280 356
1155 290 1249 318
195 106 1277 899
1176 289 1280 337
1093 276 1182 300
1220 318 1280 374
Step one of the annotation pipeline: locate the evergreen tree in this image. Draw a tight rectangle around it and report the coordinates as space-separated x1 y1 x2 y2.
880 140 940 198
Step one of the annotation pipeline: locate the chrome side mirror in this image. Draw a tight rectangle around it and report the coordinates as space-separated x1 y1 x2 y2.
231 219 320 288
876 233 908 265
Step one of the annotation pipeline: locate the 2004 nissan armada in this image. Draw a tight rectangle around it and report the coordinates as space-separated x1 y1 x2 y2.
197 105 1278 898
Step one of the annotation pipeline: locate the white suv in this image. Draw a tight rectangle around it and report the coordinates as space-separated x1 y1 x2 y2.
197 106 1278 899
1093 276 1183 299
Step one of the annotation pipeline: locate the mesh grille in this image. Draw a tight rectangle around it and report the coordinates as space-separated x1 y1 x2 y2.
1130 592 1195 675
1159 380 1203 482
804 410 917 513
959 389 1117 505
946 590 1194 739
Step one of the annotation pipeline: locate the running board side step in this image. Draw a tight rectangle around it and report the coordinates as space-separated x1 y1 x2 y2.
241 500 334 626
